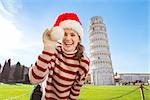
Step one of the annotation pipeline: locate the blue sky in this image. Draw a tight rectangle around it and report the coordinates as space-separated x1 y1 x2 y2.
0 0 149 73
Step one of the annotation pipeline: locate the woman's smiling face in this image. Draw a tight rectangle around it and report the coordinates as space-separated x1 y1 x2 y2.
62 28 80 52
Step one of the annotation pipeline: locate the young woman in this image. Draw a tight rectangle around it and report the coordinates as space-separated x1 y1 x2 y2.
29 12 90 100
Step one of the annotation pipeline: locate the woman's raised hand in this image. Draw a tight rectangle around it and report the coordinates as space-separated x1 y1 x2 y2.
42 27 64 51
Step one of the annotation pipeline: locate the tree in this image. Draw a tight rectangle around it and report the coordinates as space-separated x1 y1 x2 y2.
23 73 30 84
0 63 1 81
21 65 25 81
13 62 22 82
1 59 11 83
0 63 1 70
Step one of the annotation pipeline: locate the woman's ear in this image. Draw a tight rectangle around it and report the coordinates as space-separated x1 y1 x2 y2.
78 41 81 45
79 41 81 44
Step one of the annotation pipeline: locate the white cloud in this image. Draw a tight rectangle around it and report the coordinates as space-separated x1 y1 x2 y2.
0 15 23 52
0 1 12 16
0 14 22 66
0 0 22 15
0 1 41 66
0 0 24 52
0 14 42 66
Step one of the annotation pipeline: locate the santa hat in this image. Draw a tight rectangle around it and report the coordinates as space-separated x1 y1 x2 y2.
51 12 83 40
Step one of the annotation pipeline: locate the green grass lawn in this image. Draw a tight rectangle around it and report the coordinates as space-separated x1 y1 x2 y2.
0 84 149 100
0 84 34 100
79 85 150 100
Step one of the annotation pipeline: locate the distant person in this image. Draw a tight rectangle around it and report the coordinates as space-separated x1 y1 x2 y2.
29 12 90 100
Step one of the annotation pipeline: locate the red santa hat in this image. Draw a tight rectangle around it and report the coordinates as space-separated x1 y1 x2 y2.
51 12 83 40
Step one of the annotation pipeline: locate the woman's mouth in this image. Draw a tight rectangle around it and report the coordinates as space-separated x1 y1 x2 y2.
65 43 73 47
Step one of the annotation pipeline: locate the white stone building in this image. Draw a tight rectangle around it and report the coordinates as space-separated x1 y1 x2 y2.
119 73 150 83
89 16 114 85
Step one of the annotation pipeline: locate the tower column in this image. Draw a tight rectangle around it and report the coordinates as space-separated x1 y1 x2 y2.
89 16 114 85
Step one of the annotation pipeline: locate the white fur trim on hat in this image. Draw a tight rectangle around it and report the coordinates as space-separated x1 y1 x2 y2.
59 20 83 39
51 26 64 41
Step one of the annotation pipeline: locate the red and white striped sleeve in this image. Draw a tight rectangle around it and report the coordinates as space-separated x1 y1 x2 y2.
29 50 56 84
69 56 90 100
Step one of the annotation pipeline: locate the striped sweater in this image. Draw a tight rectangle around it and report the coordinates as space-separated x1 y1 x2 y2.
29 45 90 100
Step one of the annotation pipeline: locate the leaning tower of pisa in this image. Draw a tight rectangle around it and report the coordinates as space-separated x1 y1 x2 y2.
89 16 114 85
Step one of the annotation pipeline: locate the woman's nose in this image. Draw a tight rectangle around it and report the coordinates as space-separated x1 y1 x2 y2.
65 35 71 40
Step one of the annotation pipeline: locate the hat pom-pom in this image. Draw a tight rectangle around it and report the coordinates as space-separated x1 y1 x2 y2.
51 26 64 41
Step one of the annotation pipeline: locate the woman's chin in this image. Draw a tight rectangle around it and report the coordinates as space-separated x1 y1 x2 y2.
63 47 74 52
65 49 73 52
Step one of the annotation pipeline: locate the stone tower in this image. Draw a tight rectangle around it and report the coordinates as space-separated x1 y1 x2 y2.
89 16 114 85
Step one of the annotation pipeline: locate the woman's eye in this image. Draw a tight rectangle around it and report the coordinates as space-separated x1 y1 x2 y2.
71 33 75 36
